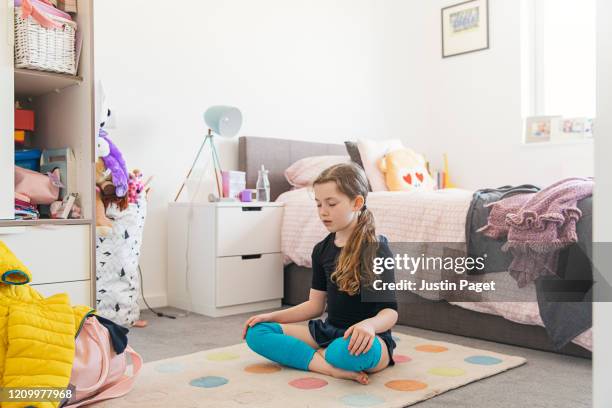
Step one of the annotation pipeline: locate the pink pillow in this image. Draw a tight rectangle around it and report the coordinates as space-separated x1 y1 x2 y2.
285 155 350 188
356 139 404 191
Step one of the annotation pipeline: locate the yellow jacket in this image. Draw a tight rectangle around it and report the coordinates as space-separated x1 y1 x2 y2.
0 241 93 408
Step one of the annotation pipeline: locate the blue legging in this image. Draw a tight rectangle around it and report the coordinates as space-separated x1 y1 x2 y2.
245 322 382 372
325 335 382 372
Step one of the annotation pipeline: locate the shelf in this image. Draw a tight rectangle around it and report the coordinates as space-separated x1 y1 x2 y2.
14 68 83 98
520 138 593 148
0 218 93 227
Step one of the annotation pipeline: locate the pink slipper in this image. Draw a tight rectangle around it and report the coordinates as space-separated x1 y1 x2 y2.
133 320 148 328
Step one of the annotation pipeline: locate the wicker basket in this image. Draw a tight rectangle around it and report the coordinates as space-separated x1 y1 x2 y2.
14 7 77 75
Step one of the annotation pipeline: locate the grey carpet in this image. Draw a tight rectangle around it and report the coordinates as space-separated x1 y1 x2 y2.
128 307 591 408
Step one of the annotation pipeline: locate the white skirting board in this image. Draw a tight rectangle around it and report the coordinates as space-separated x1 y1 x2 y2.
137 293 168 310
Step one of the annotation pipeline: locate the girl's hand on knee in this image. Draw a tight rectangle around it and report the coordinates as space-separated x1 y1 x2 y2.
242 313 274 339
344 322 376 356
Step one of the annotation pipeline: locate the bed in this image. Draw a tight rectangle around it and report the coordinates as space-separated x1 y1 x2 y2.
238 136 592 359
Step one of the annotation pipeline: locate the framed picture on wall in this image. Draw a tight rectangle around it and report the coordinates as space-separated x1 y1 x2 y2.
441 0 489 58
524 116 560 144
551 117 593 142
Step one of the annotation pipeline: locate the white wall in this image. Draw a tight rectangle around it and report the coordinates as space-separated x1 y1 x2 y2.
593 0 612 406
404 0 593 190
95 0 595 306
94 0 424 306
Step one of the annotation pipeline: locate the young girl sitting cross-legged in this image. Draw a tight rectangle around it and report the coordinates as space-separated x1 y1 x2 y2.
242 162 398 385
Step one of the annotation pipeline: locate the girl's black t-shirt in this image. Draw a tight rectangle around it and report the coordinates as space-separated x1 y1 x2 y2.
311 233 398 329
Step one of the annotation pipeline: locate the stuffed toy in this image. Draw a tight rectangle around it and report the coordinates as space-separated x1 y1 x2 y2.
95 108 129 212
128 169 144 204
94 107 130 235
378 148 435 191
93 126 112 235
95 132 114 195
99 127 129 198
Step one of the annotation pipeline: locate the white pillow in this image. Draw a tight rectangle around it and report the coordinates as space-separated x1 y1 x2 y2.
356 139 404 191
284 155 350 188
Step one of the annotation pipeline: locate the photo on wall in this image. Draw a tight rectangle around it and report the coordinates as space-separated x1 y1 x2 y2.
524 116 559 143
442 0 490 58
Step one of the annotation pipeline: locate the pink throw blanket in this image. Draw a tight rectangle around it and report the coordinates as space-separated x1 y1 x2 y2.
478 177 594 287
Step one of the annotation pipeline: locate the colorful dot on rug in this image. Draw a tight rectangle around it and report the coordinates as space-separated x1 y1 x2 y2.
465 355 503 365
245 362 282 374
393 354 412 363
190 376 229 388
340 393 386 407
289 377 328 389
385 380 428 391
154 362 186 374
206 352 240 361
415 344 448 353
428 367 466 377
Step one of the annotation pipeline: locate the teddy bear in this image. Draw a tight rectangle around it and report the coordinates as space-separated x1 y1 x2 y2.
95 109 129 236
378 148 435 191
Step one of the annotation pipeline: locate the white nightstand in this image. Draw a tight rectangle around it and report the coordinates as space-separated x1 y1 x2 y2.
167 201 284 317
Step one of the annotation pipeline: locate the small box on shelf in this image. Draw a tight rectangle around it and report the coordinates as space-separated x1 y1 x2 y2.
15 149 42 172
40 148 76 200
57 0 77 13
15 109 35 131
14 130 34 147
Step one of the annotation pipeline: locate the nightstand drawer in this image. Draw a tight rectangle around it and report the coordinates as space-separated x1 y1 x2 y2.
216 206 283 257
0 225 91 284
216 253 283 307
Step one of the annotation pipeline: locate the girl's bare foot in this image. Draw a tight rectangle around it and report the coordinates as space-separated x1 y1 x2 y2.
329 367 369 385
309 351 369 384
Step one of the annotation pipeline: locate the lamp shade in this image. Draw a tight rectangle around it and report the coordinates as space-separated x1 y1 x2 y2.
204 106 243 137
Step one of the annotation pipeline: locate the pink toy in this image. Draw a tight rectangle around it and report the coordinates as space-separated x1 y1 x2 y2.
128 170 144 204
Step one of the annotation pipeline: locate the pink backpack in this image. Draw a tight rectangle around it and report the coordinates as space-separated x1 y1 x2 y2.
64 316 143 407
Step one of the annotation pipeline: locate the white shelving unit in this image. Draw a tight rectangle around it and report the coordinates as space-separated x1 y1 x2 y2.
0 0 14 220
0 0 96 307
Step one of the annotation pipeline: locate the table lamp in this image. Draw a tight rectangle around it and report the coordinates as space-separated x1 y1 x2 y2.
174 106 243 201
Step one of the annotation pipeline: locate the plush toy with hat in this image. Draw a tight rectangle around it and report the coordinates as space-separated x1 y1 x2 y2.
94 85 129 236
378 147 435 191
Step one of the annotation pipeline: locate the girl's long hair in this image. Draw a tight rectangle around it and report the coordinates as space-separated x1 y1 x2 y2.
313 162 377 296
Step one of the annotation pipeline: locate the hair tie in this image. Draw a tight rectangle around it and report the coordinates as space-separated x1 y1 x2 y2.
361 204 367 212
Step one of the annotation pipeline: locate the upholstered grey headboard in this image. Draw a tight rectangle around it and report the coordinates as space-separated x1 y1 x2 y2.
238 136 347 201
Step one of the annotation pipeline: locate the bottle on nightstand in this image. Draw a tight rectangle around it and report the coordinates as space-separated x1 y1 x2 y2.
256 165 270 202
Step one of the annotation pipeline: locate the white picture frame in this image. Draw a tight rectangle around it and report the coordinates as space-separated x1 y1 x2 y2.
442 0 490 58
551 117 591 142
524 116 561 144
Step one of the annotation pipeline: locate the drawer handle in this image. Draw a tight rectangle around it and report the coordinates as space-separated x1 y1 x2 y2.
242 207 262 212
241 254 262 260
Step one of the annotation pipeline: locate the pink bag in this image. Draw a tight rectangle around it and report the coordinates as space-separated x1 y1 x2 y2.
64 316 143 407
14 166 61 205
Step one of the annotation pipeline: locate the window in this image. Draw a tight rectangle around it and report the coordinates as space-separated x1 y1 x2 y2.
522 0 596 118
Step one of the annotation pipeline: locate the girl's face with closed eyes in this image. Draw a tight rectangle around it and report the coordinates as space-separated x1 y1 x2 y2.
313 181 363 232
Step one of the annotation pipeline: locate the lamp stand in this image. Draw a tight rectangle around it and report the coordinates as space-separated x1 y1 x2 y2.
174 129 223 202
